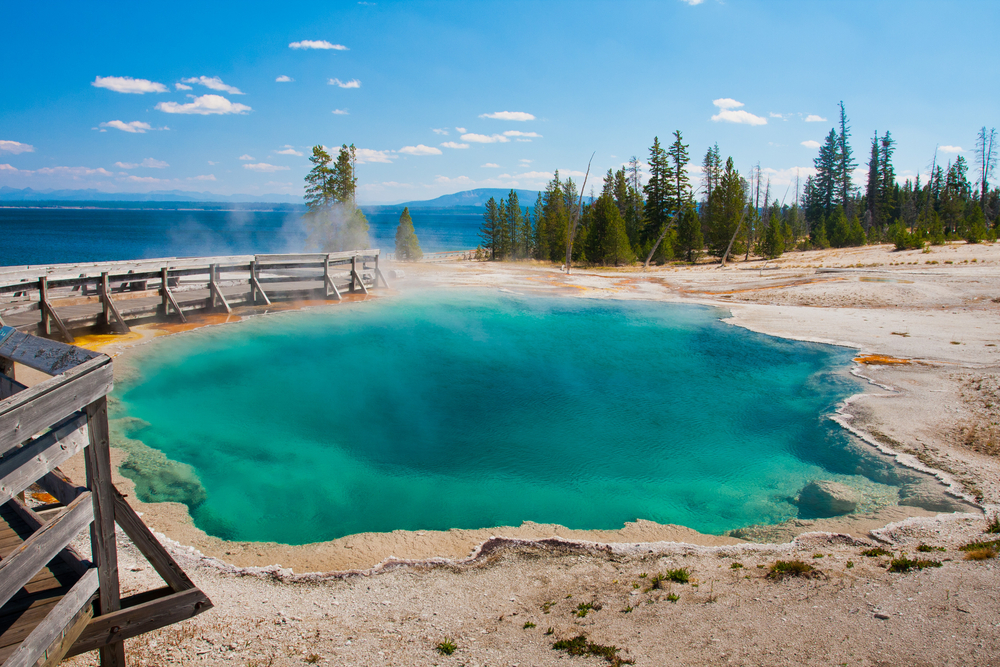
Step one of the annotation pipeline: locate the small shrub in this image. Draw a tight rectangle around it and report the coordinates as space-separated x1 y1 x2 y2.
887 557 941 573
541 601 555 614
730 562 743 569
861 547 892 557
986 514 1000 533
523 621 536 629
545 627 554 635
964 547 997 561
575 601 601 617
552 635 634 666
917 544 945 553
767 560 817 579
846 560 854 569
812 553 824 559
666 593 680 603
664 567 691 584
960 538 1000 555
620 605 633 613
305 655 321 664
436 639 457 655
638 572 647 578
648 573 667 590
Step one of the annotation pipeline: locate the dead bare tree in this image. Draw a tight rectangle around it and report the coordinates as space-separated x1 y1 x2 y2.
564 153 595 274
975 126 997 206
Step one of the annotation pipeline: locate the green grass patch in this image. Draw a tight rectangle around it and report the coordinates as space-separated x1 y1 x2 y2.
523 621 536 629
552 635 634 666
664 567 691 584
986 515 1000 533
960 538 1000 552
887 557 942 572
575 601 601 617
730 562 743 569
436 638 457 655
861 547 892 557
666 593 680 603
767 560 817 579
917 544 946 553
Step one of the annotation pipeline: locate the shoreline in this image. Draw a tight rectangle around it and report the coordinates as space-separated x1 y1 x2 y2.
50 243 997 576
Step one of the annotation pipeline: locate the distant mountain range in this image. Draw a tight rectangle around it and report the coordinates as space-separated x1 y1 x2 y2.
0 186 545 210
0 187 303 204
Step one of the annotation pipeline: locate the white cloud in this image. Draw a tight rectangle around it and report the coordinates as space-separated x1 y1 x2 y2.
123 175 166 184
275 75 293 83
156 94 251 115
181 76 244 95
503 130 541 138
479 111 535 121
455 127 466 133
516 171 554 180
0 140 34 154
515 139 532 143
441 142 469 149
399 144 442 156
461 133 510 144
432 128 449 135
481 163 501 168
239 154 254 160
92 76 168 94
801 140 821 149
939 145 964 153
100 120 153 133
711 99 767 126
175 83 193 91
243 163 290 172
712 98 744 110
207 161 217 165
0 164 16 171
331 109 349 115
804 114 827 122
434 175 474 186
34 166 114 177
760 166 818 187
328 78 361 88
769 112 786 120
188 174 217 181
275 146 304 156
289 40 348 50
519 158 532 163
355 148 393 164
115 158 169 169
680 0 705 4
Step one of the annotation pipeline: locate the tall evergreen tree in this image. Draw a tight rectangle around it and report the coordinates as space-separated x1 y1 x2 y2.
814 128 839 219
643 136 675 245
675 201 703 262
879 131 896 222
865 132 881 227
667 130 691 213
835 101 856 207
304 143 370 251
706 157 747 258
480 197 502 259
394 207 423 260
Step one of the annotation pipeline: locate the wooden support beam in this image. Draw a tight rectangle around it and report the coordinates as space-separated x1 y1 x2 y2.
324 255 342 300
5 495 93 578
37 467 88 506
249 261 271 306
208 264 232 314
100 273 130 334
350 256 357 293
0 355 113 456
84 396 125 667
112 489 195 592
67 587 212 658
160 267 187 323
0 491 93 608
375 266 391 290
3 567 99 667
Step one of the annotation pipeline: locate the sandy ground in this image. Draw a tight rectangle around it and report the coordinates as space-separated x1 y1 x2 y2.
40 240 1000 666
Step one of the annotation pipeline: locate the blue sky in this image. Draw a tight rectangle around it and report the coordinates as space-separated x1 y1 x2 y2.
2 0 997 204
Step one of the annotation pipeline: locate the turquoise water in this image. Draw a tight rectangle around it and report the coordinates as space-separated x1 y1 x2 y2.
114 290 905 544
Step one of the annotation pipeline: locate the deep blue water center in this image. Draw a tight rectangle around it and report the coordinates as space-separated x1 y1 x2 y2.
115 290 896 545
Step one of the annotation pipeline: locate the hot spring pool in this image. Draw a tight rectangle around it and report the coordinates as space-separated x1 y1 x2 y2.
111 289 917 544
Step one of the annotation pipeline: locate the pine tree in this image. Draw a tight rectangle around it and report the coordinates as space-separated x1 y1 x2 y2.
706 157 747 258
865 132 881 227
835 101 856 207
480 197 502 259
667 130 691 214
497 198 510 259
394 207 423 260
304 143 370 251
643 136 675 246
814 128 839 219
879 131 896 223
675 201 703 262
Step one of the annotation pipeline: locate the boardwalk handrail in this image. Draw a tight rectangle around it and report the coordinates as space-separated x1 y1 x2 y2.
0 250 389 342
0 326 212 665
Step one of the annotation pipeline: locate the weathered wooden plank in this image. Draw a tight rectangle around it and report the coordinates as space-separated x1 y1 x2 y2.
0 328 100 376
0 492 93 609
83 396 125 667
36 468 87 507
160 268 187 324
2 567 99 667
0 302 41 318
39 300 74 345
249 261 271 306
112 490 194 592
99 274 129 335
5 497 93 578
66 587 212 658
208 265 232 314
0 412 88 505
351 267 369 295
0 255 254 285
0 356 113 456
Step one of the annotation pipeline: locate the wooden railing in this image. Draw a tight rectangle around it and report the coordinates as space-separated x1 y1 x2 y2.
0 251 389 342
0 326 212 666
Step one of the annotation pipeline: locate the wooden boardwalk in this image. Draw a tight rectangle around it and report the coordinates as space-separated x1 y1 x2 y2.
0 328 212 666
0 251 389 342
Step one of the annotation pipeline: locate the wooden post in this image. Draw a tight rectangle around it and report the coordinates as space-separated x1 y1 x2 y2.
39 277 50 336
160 267 169 316
373 253 380 288
83 396 125 667
100 273 111 330
350 256 357 293
209 264 217 310
249 261 256 305
323 256 330 295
